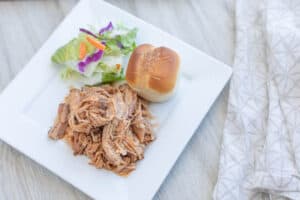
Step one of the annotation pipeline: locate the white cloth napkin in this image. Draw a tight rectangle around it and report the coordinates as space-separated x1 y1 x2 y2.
213 0 300 199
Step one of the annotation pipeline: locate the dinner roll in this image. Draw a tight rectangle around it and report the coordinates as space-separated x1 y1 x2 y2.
126 44 180 102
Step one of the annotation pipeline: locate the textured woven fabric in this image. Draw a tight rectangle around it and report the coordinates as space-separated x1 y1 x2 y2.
214 0 300 199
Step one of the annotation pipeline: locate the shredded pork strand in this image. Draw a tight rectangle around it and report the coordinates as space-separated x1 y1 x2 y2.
48 84 155 176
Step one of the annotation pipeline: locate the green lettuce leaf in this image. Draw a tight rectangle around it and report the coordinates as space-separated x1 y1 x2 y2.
60 67 81 80
118 28 137 55
96 62 124 83
102 68 125 83
99 24 137 56
60 62 124 85
104 40 122 56
51 33 95 64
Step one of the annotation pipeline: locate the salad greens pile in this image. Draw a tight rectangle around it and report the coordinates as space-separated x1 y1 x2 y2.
51 22 137 85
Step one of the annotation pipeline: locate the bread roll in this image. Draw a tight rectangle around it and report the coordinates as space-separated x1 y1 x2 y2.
125 44 180 102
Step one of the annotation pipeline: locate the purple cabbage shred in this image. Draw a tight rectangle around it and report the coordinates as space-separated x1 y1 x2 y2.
78 50 104 73
79 28 98 38
117 41 124 49
99 22 113 35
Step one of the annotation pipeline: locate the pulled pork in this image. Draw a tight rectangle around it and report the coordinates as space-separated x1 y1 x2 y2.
48 84 154 176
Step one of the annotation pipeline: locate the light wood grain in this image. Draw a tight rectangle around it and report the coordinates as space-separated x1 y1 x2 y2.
0 0 234 199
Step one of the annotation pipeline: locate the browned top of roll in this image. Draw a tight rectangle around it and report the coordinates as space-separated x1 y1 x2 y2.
126 44 180 93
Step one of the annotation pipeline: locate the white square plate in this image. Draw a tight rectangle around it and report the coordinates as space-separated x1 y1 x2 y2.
0 0 231 199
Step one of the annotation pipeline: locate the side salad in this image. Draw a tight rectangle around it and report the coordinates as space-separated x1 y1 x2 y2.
51 22 137 85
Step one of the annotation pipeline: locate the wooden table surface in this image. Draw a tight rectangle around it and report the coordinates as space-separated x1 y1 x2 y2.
0 0 234 199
